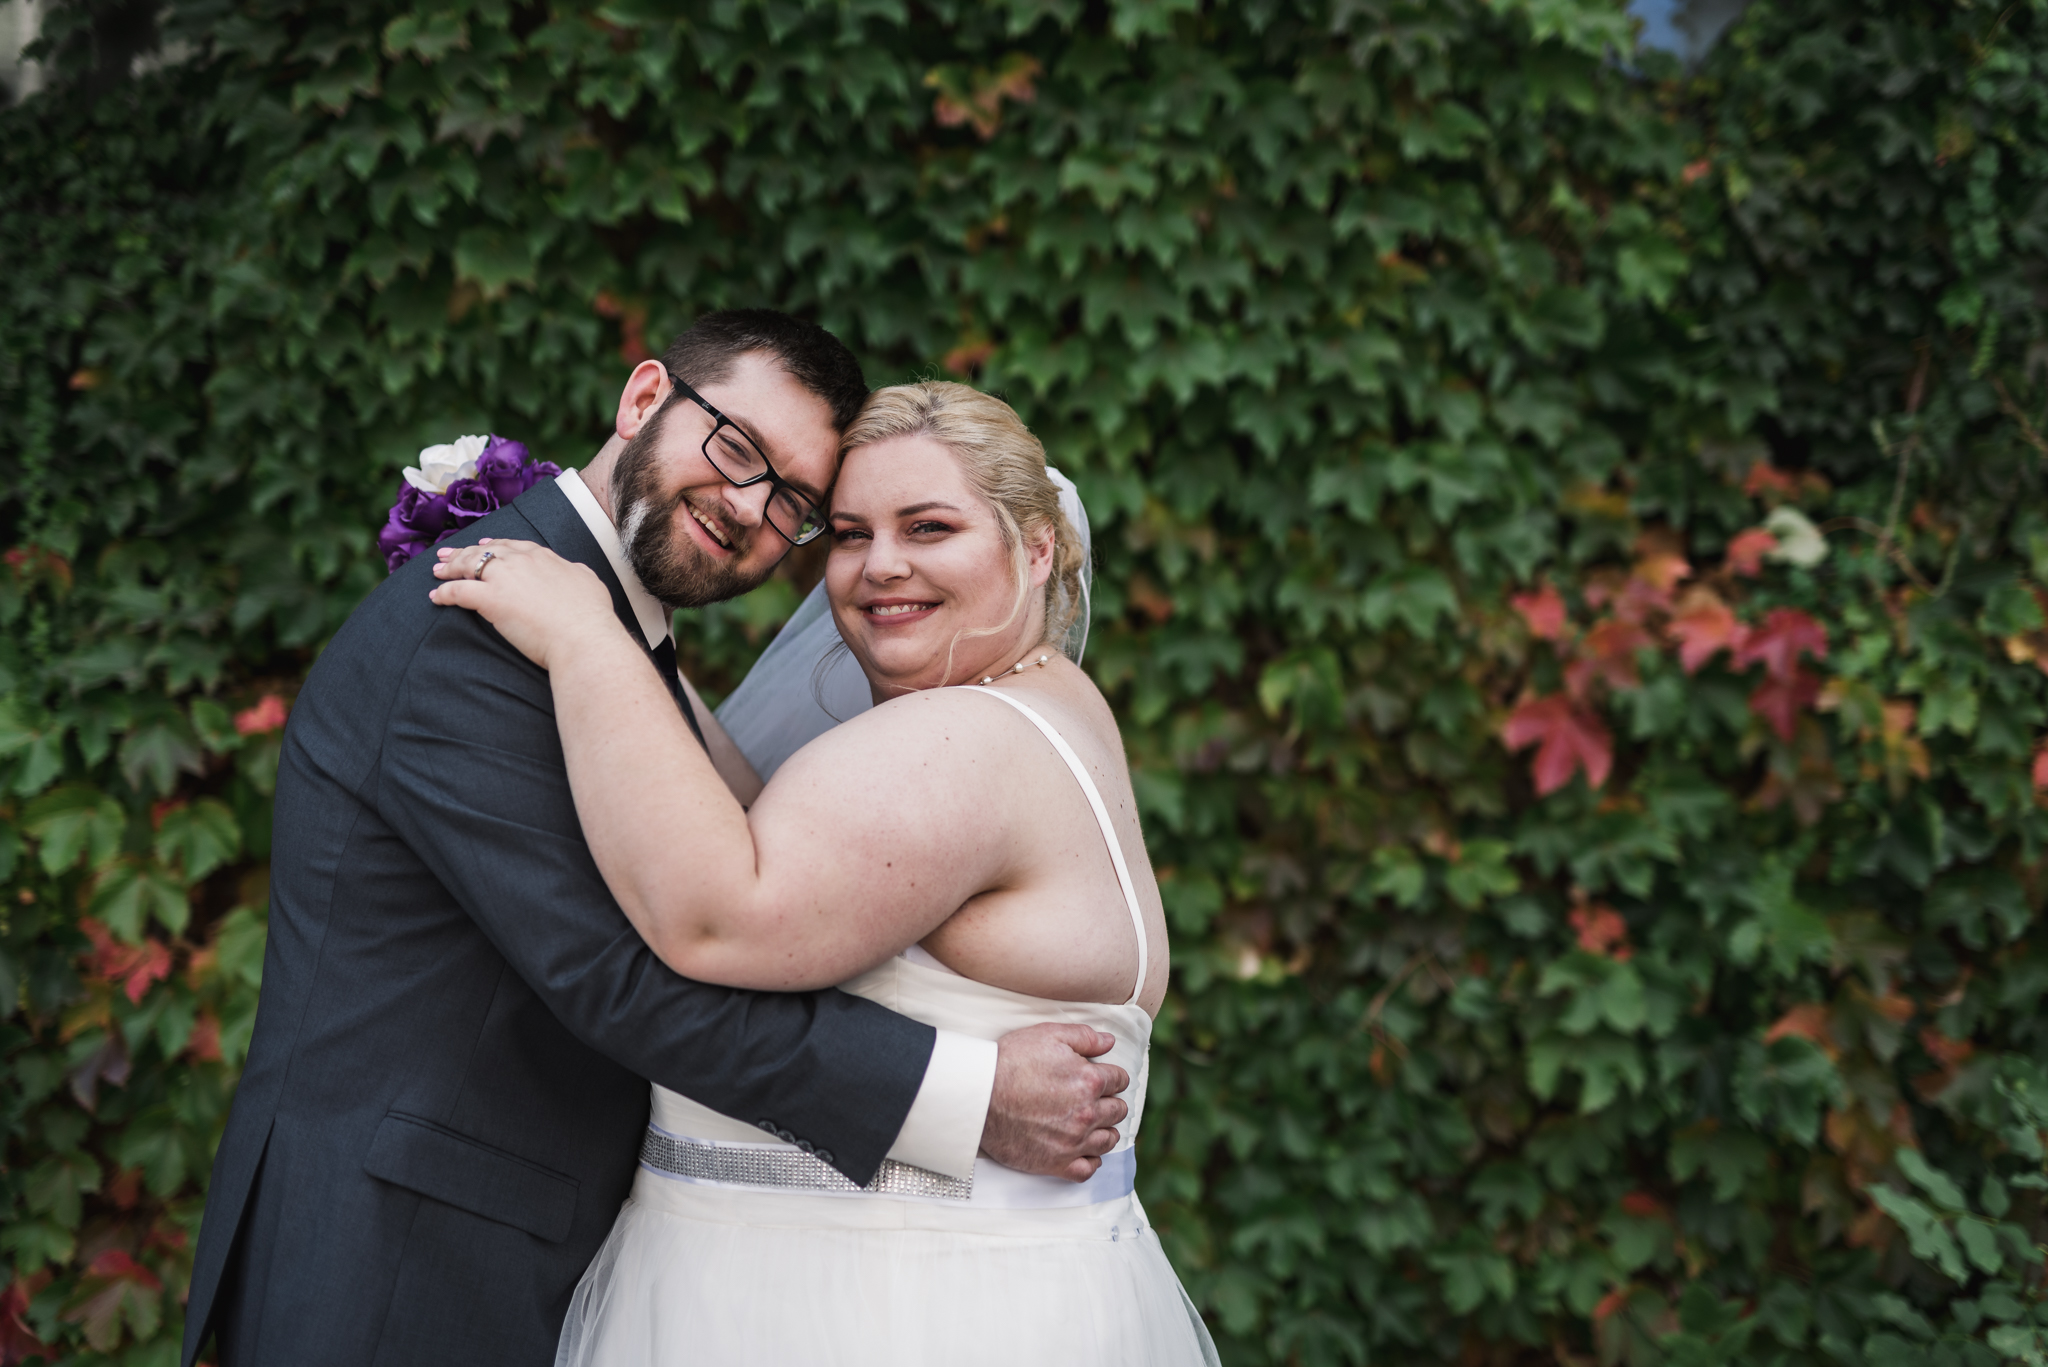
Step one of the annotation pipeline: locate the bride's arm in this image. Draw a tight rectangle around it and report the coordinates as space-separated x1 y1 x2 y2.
430 540 1015 991
677 669 765 808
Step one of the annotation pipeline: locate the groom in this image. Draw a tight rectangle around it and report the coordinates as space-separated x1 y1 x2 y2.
183 310 1132 1366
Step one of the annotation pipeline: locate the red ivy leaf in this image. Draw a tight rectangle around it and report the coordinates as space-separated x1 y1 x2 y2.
1668 590 1741 674
1733 607 1829 681
1511 583 1569 640
1 1272 53 1365
61 1251 164 1353
1566 618 1655 697
1726 528 1778 577
1620 1191 1667 1219
79 917 174 1005
2033 746 2048 791
1503 694 1613 794
1570 903 1631 958
234 694 289 736
1750 666 1824 742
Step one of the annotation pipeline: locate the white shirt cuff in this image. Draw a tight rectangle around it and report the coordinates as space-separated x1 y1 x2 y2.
884 1029 997 1179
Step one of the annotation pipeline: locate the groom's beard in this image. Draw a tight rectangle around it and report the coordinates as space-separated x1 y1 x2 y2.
612 411 776 609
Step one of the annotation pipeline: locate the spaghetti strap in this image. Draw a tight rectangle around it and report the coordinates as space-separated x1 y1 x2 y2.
961 687 1150 1006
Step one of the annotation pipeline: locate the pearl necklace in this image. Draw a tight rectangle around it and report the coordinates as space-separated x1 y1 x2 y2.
977 653 1051 686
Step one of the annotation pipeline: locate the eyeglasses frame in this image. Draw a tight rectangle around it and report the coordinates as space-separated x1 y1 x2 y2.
663 370 827 547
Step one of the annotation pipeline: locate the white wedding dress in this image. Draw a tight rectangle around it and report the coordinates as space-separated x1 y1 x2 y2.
555 689 1219 1366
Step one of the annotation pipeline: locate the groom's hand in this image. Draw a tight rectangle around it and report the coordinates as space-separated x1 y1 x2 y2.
980 1023 1130 1182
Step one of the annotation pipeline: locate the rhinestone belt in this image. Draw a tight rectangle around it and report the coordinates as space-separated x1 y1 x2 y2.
640 1127 974 1202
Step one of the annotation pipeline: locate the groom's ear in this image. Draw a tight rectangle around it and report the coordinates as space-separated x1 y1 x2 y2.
615 360 672 441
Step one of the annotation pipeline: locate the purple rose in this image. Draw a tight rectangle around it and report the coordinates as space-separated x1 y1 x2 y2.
476 436 534 504
378 481 452 572
525 460 562 489
444 476 501 531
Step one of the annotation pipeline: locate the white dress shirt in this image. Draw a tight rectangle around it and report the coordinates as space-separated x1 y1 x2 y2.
554 469 999 1178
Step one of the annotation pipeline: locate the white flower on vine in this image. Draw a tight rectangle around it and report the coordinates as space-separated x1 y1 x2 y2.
1764 505 1829 569
404 434 489 493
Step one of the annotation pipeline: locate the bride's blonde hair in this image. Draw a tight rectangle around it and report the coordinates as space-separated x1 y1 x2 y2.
839 382 1087 663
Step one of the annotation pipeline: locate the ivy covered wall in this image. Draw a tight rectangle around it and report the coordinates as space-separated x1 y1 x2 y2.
5 1 2048 1363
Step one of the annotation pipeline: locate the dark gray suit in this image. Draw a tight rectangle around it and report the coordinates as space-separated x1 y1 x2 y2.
183 479 934 1366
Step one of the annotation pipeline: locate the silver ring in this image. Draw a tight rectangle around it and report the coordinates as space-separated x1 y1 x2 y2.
476 550 495 578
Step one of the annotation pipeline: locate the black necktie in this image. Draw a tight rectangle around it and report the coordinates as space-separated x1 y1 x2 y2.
649 635 707 750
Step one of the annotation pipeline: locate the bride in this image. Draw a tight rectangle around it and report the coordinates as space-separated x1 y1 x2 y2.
428 381 1219 1365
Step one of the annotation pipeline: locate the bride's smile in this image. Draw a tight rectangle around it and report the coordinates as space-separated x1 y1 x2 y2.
827 433 1055 697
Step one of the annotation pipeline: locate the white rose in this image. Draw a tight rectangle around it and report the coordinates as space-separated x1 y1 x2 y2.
403 433 489 493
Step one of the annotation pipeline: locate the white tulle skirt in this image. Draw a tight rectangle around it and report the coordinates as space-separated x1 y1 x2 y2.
555 1168 1220 1366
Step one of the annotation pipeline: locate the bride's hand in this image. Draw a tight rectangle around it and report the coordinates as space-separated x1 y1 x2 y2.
429 539 621 670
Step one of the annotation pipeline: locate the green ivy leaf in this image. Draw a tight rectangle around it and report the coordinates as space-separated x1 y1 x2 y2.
91 861 192 940
1870 1184 1967 1281
153 799 242 883
119 714 205 798
1896 1149 1971 1212
453 226 539 295
23 784 126 874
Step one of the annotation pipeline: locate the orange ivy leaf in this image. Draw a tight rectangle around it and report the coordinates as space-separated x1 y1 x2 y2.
1633 551 1692 595
1733 608 1829 681
1592 1287 1631 1326
927 53 1042 139
189 1010 224 1063
1743 460 1802 500
1765 1002 1837 1057
2033 745 2048 791
942 338 995 374
1668 589 1741 673
1511 582 1569 640
1915 1027 1977 1100
1503 694 1613 794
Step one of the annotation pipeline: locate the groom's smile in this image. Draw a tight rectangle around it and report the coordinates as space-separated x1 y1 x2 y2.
682 493 739 555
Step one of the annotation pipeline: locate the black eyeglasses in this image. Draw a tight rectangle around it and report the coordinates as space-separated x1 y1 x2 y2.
666 372 827 547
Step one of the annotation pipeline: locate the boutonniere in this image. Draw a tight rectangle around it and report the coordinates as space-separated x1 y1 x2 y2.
378 434 559 572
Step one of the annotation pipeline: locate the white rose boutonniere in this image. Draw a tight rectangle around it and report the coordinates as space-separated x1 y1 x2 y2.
404 434 490 494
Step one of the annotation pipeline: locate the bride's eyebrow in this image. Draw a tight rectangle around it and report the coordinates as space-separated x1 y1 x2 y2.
897 501 964 517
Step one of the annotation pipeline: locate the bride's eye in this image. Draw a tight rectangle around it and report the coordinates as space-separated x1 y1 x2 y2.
908 520 954 536
831 527 870 544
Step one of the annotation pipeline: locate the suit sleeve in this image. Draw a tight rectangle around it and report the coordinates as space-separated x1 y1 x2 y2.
375 607 933 1185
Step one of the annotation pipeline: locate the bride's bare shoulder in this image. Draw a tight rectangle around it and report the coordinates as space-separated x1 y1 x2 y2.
762 687 1026 788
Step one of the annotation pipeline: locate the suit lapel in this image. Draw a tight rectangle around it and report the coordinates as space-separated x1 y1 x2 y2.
512 478 706 749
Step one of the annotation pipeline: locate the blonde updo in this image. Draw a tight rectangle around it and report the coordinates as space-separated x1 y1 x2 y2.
839 381 1088 657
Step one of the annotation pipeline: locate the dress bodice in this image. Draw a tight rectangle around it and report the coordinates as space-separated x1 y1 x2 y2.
650 953 1152 1159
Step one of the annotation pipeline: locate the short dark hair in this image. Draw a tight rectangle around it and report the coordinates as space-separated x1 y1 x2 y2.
660 309 869 431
